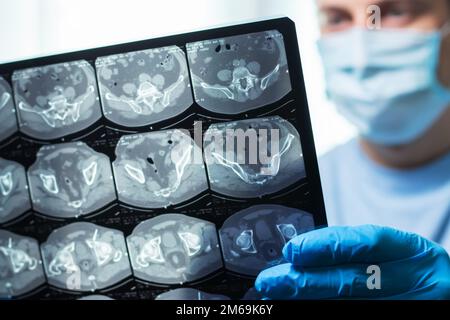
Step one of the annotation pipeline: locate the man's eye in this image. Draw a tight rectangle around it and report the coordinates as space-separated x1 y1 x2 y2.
320 11 352 28
380 2 419 26
384 7 410 18
328 14 347 25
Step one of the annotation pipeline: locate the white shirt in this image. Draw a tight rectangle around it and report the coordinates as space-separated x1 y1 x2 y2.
319 138 450 252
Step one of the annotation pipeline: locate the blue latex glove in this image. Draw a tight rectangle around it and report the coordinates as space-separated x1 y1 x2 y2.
255 225 450 299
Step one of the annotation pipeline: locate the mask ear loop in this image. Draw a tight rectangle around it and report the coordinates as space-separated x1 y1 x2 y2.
439 21 450 90
441 21 450 36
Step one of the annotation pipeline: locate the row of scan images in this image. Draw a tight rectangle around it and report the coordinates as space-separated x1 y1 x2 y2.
77 287 263 300
0 116 305 223
0 206 315 298
77 288 236 300
0 30 291 141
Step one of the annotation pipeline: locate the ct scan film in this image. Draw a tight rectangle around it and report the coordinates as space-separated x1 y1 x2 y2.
0 17 327 300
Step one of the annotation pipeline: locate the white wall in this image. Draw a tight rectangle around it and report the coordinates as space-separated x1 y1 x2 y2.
0 0 355 155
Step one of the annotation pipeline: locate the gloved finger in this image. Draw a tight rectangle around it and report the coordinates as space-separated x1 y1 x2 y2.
255 263 381 300
255 250 439 300
283 225 432 267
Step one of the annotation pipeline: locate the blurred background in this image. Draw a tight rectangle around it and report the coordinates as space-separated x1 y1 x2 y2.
0 0 356 156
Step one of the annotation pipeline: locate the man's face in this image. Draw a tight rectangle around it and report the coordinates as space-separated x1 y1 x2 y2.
318 0 450 86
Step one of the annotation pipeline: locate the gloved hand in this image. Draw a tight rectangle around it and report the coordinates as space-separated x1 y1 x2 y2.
255 225 450 299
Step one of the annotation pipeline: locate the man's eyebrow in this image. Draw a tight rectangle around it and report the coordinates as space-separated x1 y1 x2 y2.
316 0 384 11
317 3 343 12
377 0 433 15
318 0 425 12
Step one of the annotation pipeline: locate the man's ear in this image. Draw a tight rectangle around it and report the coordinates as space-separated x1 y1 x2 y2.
438 32 450 88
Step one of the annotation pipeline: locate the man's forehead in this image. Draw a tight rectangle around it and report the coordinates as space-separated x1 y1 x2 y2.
318 0 411 9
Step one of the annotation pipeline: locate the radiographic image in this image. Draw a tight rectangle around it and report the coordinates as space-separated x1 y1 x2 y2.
0 76 18 141
27 142 116 218
0 230 46 298
219 205 314 276
12 60 102 140
113 129 208 208
204 116 305 198
155 288 230 300
96 46 193 127
127 214 222 284
187 30 291 114
0 158 32 224
41 222 132 292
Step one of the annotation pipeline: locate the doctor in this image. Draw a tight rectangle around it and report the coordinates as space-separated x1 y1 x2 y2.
256 0 450 299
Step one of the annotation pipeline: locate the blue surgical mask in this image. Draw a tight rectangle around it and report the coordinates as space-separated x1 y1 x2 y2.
317 24 450 146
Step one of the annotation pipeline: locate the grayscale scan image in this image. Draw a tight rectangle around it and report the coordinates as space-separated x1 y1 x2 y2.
0 230 46 298
155 288 230 300
27 142 116 218
204 116 305 198
112 129 208 208
187 30 291 114
12 60 102 140
41 222 132 292
219 204 314 276
0 76 18 141
96 45 193 127
127 214 223 284
0 158 32 224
